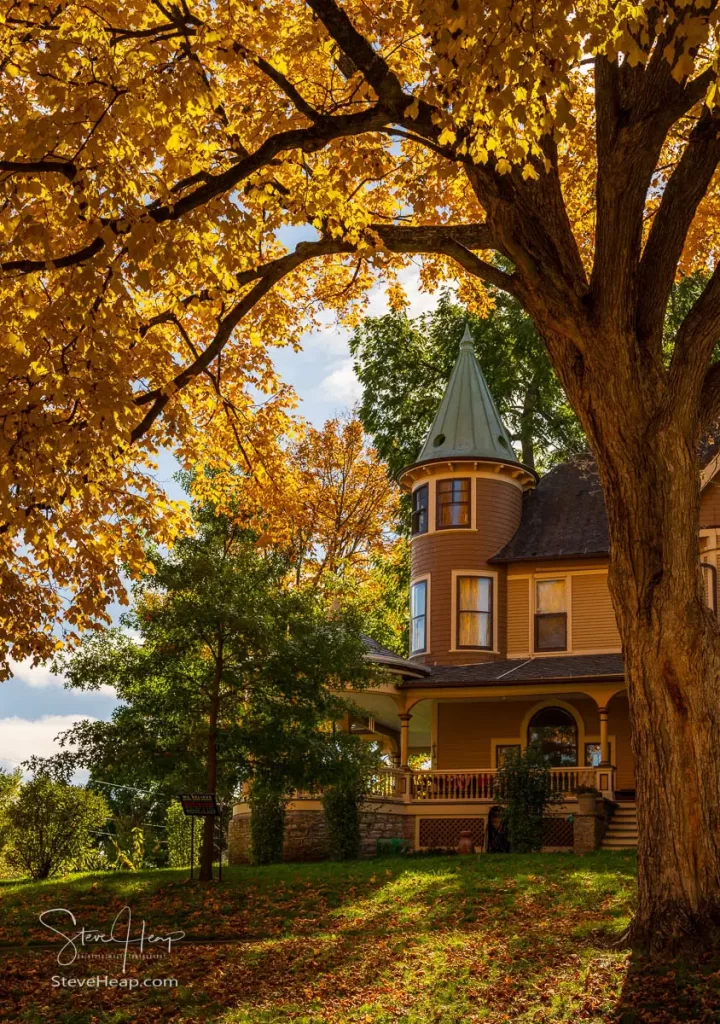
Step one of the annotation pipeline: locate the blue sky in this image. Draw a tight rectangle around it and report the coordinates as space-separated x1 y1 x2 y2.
0 263 441 776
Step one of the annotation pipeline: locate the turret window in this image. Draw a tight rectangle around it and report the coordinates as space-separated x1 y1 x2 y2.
411 484 429 535
410 580 428 654
436 478 471 529
457 575 493 648
535 579 567 651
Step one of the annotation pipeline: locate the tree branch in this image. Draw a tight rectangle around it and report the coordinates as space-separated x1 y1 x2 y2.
2 104 395 277
0 159 76 180
131 221 505 442
668 263 720 411
700 361 720 433
637 110 720 346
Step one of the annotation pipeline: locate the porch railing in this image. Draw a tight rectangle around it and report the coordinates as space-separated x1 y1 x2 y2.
373 765 600 802
367 767 406 798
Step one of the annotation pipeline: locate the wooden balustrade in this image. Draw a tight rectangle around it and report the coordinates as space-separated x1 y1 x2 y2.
368 765 599 802
410 769 496 801
367 768 405 798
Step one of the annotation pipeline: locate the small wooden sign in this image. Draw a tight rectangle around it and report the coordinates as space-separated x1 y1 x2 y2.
179 793 220 816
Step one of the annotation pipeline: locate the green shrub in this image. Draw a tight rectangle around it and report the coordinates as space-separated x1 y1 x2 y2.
323 783 363 859
494 745 556 853
249 785 285 865
2 777 109 879
321 740 380 861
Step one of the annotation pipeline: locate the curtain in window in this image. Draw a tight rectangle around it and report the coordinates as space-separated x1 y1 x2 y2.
458 576 492 647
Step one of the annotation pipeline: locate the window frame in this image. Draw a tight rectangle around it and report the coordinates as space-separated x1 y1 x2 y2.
435 477 471 530
410 578 429 655
456 574 493 650
534 578 568 652
411 483 429 536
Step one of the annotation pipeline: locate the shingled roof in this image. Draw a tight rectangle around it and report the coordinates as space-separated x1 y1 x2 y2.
397 653 624 688
490 453 609 563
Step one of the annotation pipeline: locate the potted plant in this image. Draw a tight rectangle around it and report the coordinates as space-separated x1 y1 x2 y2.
574 785 600 814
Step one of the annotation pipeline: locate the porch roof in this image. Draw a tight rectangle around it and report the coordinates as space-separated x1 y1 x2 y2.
396 652 624 688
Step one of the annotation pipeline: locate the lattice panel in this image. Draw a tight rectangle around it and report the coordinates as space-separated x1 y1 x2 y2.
418 817 485 851
543 816 574 848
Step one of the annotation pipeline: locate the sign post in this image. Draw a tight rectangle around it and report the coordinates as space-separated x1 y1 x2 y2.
179 793 221 881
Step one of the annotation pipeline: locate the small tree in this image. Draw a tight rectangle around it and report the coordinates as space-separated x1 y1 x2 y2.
494 747 556 854
322 737 382 861
3 777 109 880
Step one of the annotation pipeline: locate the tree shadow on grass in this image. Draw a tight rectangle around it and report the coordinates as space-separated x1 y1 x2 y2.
610 949 720 1024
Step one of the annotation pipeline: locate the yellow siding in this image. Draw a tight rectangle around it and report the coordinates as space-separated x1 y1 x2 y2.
701 478 720 528
571 573 620 650
507 578 530 655
436 697 603 770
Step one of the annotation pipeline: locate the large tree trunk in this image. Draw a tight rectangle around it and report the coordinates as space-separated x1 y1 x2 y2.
583 388 720 949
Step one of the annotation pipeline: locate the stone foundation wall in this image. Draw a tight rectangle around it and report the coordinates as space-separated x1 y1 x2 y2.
228 802 412 865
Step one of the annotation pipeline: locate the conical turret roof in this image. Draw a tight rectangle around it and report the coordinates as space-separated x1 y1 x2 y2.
415 324 519 465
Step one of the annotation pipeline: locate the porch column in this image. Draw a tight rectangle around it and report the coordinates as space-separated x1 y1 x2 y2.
599 707 610 766
399 713 412 768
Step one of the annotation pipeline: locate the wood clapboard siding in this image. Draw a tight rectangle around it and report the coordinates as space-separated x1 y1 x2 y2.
436 697 605 771
507 577 530 655
437 700 538 769
700 479 720 527
571 573 621 651
411 475 522 664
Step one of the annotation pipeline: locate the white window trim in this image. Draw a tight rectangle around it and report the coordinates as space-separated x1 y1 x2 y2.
450 569 499 653
410 574 431 657
531 573 573 655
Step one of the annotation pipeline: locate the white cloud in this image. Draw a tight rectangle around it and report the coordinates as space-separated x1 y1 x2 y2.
0 714 95 773
9 657 116 700
314 359 363 405
8 657 64 689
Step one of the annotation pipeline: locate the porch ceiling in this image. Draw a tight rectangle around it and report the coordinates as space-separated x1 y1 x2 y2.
347 691 432 746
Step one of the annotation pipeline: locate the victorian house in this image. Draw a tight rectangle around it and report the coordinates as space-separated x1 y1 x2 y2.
229 327 720 860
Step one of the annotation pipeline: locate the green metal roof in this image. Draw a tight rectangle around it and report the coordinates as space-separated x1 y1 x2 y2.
416 324 519 465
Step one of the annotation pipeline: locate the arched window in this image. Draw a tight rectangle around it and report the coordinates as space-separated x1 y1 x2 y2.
527 706 578 767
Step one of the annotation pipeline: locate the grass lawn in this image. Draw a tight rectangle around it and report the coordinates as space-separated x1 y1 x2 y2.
0 851 718 1023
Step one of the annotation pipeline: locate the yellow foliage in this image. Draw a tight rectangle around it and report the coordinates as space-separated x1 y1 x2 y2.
0 0 718 668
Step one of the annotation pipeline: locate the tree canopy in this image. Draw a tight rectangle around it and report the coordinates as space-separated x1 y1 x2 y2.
350 291 585 475
5 0 720 943
2 0 719 671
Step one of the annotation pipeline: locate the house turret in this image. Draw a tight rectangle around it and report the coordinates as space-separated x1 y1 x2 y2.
398 325 536 665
